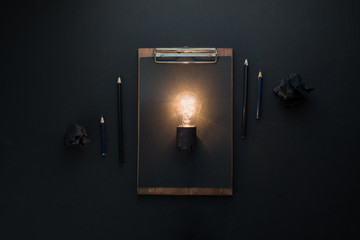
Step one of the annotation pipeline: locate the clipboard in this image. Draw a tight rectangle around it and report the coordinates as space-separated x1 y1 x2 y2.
137 47 233 195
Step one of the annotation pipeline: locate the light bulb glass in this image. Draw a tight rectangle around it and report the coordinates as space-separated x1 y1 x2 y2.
175 92 200 127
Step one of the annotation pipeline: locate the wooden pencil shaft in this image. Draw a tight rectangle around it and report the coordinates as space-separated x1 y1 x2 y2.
256 76 262 120
117 82 124 164
100 120 106 156
241 64 248 138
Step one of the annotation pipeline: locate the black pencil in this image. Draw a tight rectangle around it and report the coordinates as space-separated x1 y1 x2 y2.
117 77 124 165
256 70 262 120
241 59 249 139
100 113 106 156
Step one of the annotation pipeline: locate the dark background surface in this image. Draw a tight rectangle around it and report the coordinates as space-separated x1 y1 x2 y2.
139 57 232 188
1 0 359 239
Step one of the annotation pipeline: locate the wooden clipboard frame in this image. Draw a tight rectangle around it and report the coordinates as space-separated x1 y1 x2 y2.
137 48 233 195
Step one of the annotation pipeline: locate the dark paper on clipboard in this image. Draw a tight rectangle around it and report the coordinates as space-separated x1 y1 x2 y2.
137 48 233 195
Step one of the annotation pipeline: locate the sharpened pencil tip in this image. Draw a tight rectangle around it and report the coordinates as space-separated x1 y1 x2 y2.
258 70 262 78
117 77 121 84
244 59 248 66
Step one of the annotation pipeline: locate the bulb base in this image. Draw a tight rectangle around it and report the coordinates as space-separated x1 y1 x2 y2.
176 126 196 151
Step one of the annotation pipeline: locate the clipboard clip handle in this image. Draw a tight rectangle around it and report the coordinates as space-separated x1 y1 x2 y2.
154 48 218 64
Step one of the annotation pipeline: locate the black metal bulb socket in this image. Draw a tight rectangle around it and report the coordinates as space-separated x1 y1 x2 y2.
176 126 196 151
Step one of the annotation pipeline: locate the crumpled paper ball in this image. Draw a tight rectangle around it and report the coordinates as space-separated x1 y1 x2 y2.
64 123 89 149
273 73 314 106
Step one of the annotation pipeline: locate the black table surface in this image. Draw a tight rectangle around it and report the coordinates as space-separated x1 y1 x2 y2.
1 0 359 239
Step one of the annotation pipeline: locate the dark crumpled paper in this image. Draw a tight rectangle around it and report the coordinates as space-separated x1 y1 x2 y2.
273 73 314 106
64 123 89 149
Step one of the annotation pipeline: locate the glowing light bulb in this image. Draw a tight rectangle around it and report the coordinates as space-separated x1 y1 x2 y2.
175 92 199 127
175 92 200 150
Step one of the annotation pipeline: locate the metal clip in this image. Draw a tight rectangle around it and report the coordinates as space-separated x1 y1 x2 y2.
154 48 218 64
